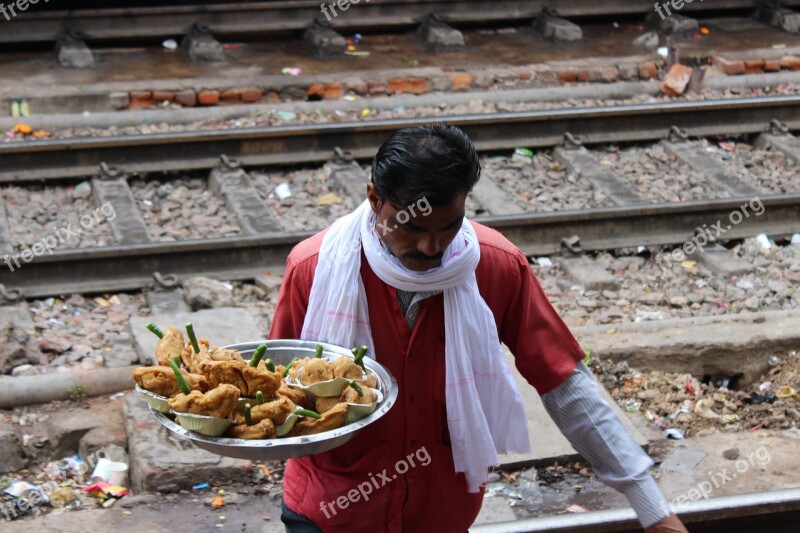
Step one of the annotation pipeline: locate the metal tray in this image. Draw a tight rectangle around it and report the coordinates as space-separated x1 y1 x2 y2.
148 339 398 461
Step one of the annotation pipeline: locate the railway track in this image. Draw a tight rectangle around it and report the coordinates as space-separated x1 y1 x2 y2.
4 0 800 45
470 487 800 532
0 96 798 299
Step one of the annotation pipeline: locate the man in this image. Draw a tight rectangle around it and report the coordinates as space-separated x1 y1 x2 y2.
270 125 688 532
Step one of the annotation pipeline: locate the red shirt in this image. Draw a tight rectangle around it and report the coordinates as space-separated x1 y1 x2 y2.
269 222 584 532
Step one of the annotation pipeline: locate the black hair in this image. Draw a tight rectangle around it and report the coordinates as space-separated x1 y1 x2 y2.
371 124 481 207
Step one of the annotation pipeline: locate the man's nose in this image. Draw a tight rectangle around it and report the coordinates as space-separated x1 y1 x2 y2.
417 234 441 257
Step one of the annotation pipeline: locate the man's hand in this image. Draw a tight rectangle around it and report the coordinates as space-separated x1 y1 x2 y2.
645 514 688 532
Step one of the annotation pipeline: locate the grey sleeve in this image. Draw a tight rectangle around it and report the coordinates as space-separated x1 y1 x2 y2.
540 362 671 528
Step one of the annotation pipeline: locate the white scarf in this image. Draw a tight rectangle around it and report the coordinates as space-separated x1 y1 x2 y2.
301 201 530 491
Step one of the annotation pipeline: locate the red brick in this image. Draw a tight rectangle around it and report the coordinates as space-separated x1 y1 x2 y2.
764 60 781 72
265 91 282 104
557 70 578 84
782 56 800 71
388 78 428 95
198 90 220 105
175 89 197 107
448 72 473 91
517 70 533 81
129 91 153 109
307 84 326 99
638 62 659 80
323 83 344 100
368 82 387 96
220 90 241 104
240 87 263 103
151 91 174 103
744 59 765 74
715 57 745 76
661 64 693 96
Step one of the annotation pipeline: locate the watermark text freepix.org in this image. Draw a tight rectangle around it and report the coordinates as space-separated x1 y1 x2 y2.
0 0 50 22
654 0 702 21
319 445 431 519
320 0 370 22
659 446 771 513
4 201 116 272
656 196 764 271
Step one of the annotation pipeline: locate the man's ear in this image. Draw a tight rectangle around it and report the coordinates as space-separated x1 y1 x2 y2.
366 183 382 214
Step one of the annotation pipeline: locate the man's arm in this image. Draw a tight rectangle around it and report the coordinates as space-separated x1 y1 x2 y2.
542 363 686 531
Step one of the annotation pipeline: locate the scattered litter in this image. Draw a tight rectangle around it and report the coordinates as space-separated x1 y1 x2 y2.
566 504 589 513
777 386 797 399
281 67 302 76
755 234 772 249
665 428 685 439
360 108 371 117
314 192 343 206
13 123 32 135
276 110 297 121
514 147 534 158
212 496 225 509
791 233 800 244
108 392 125 400
535 257 553 268
162 39 178 50
274 183 292 200
773 43 787 49
657 46 669 58
680 260 696 269
193 482 210 490
769 355 781 366
759 381 772 392
699 27 710 35
634 310 665 322
4 481 39 498
343 95 359 101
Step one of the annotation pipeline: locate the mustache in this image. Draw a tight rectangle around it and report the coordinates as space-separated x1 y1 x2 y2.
403 251 444 262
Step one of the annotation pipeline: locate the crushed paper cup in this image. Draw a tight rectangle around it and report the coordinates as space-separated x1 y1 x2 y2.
345 389 383 424
174 412 232 437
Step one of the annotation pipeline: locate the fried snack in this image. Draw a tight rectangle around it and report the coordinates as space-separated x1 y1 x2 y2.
133 366 208 397
287 403 348 437
277 382 313 409
287 357 312 382
235 397 295 426
332 357 363 380
181 338 211 373
168 383 240 419
300 358 334 384
199 360 281 398
341 386 379 405
226 418 276 440
356 373 379 389
209 347 246 364
155 327 185 366
315 396 341 414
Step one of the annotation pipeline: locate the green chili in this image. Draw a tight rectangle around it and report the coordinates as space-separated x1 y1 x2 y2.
256 391 265 405
249 343 268 368
282 357 299 378
315 344 324 358
348 380 364 397
353 345 368 370
185 323 200 354
294 407 321 419
264 358 276 372
244 403 253 426
169 357 192 395
145 322 164 339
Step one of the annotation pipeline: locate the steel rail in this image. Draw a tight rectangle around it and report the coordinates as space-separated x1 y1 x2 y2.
1 96 799 183
469 486 800 532
3 1 798 45
2 194 798 298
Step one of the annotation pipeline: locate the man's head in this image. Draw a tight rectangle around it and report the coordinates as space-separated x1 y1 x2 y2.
367 124 480 272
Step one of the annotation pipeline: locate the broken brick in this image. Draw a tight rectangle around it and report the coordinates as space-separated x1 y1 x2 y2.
661 64 693 96
221 90 241 104
388 78 428 95
448 72 473 91
557 70 578 84
198 90 220 105
152 91 174 103
638 62 659 80
715 57 745 76
240 87 263 103
744 59 765 74
763 60 781 72
175 89 197 107
782 56 800 71
129 91 153 109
